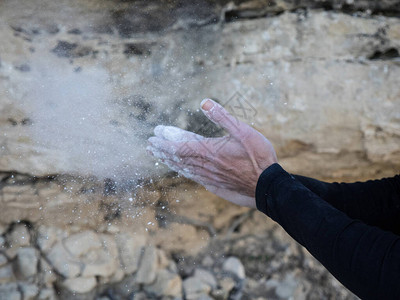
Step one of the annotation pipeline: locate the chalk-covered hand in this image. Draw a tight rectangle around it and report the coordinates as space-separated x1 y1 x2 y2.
147 99 278 208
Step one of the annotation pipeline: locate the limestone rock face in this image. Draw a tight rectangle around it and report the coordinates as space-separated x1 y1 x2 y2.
0 0 398 183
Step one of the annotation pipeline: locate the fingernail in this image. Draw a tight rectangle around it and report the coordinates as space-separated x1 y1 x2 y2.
201 98 214 111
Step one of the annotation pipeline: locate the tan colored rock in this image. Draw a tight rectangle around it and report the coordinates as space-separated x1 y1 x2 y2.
15 247 38 278
0 3 398 183
156 248 170 269
183 277 212 299
218 277 236 295
37 288 56 300
0 264 15 283
145 269 182 298
39 258 57 286
6 224 30 254
135 246 158 285
46 242 81 278
18 283 39 300
61 276 97 294
81 234 118 278
115 232 146 275
222 257 245 280
0 253 8 267
63 230 102 257
193 269 217 290
0 282 21 300
36 226 64 252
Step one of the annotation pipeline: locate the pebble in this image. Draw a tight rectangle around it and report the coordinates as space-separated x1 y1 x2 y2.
115 233 147 274
46 242 81 278
183 277 212 299
6 225 31 258
145 269 182 297
0 264 15 283
62 276 97 293
64 230 102 257
36 226 61 252
37 288 56 300
15 247 38 278
0 283 21 300
193 268 217 289
219 277 235 294
18 283 39 300
222 257 245 280
135 246 158 284
0 253 8 267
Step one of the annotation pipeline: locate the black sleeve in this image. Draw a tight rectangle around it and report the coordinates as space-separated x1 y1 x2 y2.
256 164 400 300
292 174 400 235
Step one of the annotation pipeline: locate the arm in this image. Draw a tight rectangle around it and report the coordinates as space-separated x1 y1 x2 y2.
148 99 400 299
293 175 400 235
257 164 400 300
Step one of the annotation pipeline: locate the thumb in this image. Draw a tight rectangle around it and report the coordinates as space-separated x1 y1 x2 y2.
200 99 242 136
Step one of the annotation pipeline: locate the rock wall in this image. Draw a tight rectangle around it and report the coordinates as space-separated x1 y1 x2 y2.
0 0 399 180
0 0 399 299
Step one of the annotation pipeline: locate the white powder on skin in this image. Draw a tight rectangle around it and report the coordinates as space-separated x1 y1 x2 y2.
154 125 204 141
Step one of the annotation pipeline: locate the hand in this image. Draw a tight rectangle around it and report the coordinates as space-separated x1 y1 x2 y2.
147 99 278 208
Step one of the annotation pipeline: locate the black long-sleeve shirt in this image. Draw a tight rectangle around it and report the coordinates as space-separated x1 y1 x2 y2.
255 164 400 299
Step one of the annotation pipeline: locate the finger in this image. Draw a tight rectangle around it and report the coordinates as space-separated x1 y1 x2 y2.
160 154 228 177
148 136 181 155
146 145 172 161
149 136 212 158
161 158 231 185
200 98 246 137
154 125 205 141
160 157 232 187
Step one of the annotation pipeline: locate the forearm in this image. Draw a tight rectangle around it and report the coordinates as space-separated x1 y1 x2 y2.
292 174 400 235
257 164 400 299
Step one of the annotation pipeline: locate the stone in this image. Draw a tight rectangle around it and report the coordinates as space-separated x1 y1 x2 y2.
0 1 399 184
201 256 214 268
0 283 21 300
275 274 299 299
193 268 217 290
81 249 118 278
37 288 56 300
0 224 7 235
46 242 81 278
145 269 182 298
0 264 15 283
107 268 124 283
219 277 235 295
115 233 146 275
0 253 8 266
194 294 213 300
18 283 39 300
7 224 30 248
64 230 102 257
15 247 38 278
36 226 61 252
135 246 158 285
39 258 57 286
222 257 245 280
211 288 229 300
183 277 211 299
157 248 169 269
80 234 118 278
62 276 97 294
0 236 6 249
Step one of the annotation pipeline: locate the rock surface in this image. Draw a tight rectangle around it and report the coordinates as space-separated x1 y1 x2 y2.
0 0 398 182
15 247 38 278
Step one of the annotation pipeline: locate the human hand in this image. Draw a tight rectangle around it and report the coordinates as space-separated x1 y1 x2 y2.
147 99 278 208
